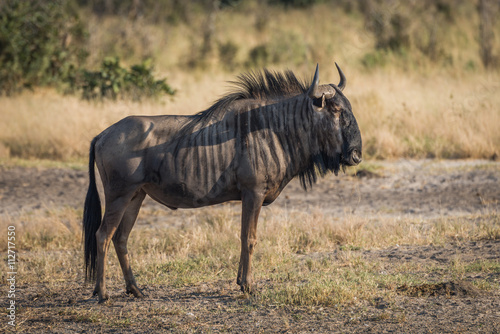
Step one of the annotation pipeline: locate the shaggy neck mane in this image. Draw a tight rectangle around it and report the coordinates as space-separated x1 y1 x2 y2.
189 69 310 126
176 69 342 190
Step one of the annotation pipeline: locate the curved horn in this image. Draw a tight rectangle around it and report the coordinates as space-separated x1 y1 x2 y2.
335 62 346 91
307 64 320 98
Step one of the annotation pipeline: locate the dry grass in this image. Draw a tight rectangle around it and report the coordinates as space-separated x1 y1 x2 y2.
0 68 231 160
1 69 499 161
1 3 499 161
350 70 500 159
1 206 498 307
0 204 498 332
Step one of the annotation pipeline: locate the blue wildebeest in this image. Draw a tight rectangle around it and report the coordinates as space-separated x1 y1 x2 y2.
83 63 362 303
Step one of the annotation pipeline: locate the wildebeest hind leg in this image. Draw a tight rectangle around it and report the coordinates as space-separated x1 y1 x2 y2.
94 194 134 303
112 189 146 298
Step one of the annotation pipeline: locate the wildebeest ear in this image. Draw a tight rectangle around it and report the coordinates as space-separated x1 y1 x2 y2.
307 64 320 99
335 62 346 91
312 93 326 108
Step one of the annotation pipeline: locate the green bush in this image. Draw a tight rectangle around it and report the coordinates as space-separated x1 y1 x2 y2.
218 40 239 71
361 50 387 69
0 0 87 95
268 0 323 8
246 31 308 68
269 31 308 65
80 57 175 100
247 45 269 68
0 0 174 100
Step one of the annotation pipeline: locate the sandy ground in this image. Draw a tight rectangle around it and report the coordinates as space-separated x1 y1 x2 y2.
1 160 499 219
0 159 499 333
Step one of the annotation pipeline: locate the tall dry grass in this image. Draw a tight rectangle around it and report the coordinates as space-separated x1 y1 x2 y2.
1 69 498 161
0 69 230 160
1 2 499 161
350 69 500 159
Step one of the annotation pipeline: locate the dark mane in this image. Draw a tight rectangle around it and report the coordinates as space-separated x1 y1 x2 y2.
230 69 309 101
173 69 343 191
187 69 310 128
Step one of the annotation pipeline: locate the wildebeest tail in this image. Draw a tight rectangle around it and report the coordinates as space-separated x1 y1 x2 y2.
83 137 101 282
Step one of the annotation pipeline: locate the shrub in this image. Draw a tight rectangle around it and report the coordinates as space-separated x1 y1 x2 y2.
269 30 308 65
478 0 500 68
0 0 87 95
218 40 239 71
246 31 308 68
79 57 175 101
247 45 270 68
361 50 387 69
268 0 322 8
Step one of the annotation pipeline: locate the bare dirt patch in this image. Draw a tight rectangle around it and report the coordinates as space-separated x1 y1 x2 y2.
0 160 499 333
1 159 499 220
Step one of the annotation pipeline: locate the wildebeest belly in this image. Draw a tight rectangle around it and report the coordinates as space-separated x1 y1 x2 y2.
142 181 241 209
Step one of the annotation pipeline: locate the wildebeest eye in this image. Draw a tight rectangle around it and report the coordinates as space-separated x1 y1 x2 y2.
332 102 342 114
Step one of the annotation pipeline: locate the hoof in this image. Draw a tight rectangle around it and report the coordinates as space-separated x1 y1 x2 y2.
239 283 253 294
126 285 145 298
98 294 109 304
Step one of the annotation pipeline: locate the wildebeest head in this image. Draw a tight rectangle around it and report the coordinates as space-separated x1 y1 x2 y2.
308 63 362 168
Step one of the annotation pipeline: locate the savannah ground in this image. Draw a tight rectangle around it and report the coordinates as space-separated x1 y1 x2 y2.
1 1 500 333
0 160 499 333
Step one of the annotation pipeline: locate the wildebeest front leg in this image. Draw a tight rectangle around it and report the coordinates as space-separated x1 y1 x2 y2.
237 190 264 293
112 190 146 298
